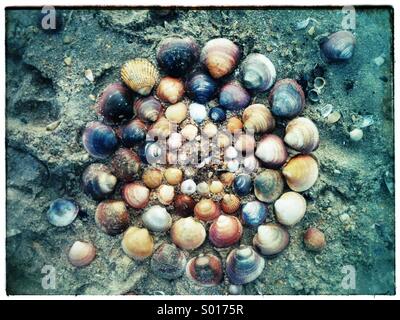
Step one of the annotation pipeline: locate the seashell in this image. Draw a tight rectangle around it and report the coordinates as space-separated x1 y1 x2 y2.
234 134 256 154
157 37 200 76
203 122 218 138
171 217 206 250
241 53 276 93
284 117 319 153
209 180 224 194
220 194 241 214
304 227 326 251
156 76 185 104
111 148 141 182
217 132 232 148
243 155 259 173
164 167 183 185
120 119 147 147
47 198 79 227
227 159 240 173
95 200 130 236
220 172 235 187
228 284 243 295
349 128 363 142
226 245 265 285
121 227 154 260
269 79 305 118
151 243 187 279
254 169 284 203
142 205 172 232
181 179 197 195
174 194 196 217
253 223 290 256
148 117 172 139
282 154 319 192
157 184 175 205
225 146 238 160
314 77 326 91
167 132 183 150
96 83 133 124
233 174 253 197
194 199 221 222
82 163 117 200
139 141 166 165
196 181 210 196
181 124 198 141
255 134 288 168
134 96 162 123
165 102 187 124
142 168 163 189
227 116 243 133
121 58 159 95
82 121 118 159
242 104 275 134
186 254 223 287
68 241 96 267
209 215 243 247
320 30 355 63
200 38 240 79
241 201 268 227
189 103 208 124
274 192 307 227
208 107 226 123
219 81 251 111
122 182 150 209
308 88 320 103
186 72 218 103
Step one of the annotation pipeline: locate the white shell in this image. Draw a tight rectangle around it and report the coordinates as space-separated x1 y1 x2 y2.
142 205 172 232
168 132 183 150
189 103 208 124
243 155 259 173
197 181 210 196
349 128 363 141
181 179 197 195
274 192 306 226
227 159 240 172
181 124 198 141
225 146 238 160
158 185 175 205
203 123 218 137
68 241 96 267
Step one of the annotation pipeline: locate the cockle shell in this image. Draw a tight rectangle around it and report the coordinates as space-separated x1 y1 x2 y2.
284 117 319 153
241 201 268 228
142 205 172 232
269 79 305 118
274 192 307 226
151 243 187 280
157 184 175 205
241 53 276 92
170 217 206 250
134 96 162 123
320 30 355 63
194 199 221 222
254 169 284 203
68 241 96 267
255 134 288 168
121 58 159 95
156 76 185 104
282 154 319 192
220 194 241 214
82 163 117 200
95 200 130 236
165 102 188 124
253 223 290 256
220 172 235 187
142 168 163 189
242 104 275 134
122 182 150 209
186 254 223 287
209 215 243 248
121 227 154 260
209 180 224 194
111 148 141 182
164 167 183 185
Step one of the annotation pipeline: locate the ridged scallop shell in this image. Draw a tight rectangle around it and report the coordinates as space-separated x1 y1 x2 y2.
151 243 187 280
274 192 307 227
242 104 275 134
282 154 319 192
255 134 288 168
241 53 276 92
186 254 223 287
121 227 154 260
284 117 319 153
209 215 243 248
254 169 284 203
122 182 150 209
171 217 206 250
226 245 265 285
121 58 160 95
156 76 185 104
253 223 290 256
220 194 241 214
142 205 172 232
194 199 221 222
68 241 96 267
134 96 162 123
241 201 268 228
165 102 187 124
269 79 305 118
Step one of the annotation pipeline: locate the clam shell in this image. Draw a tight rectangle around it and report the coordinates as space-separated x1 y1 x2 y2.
157 184 175 205
181 124 198 141
122 182 150 209
209 215 243 248
134 96 162 123
241 201 268 228
68 241 96 267
194 199 221 222
121 227 154 260
165 102 187 124
227 116 243 133
219 81 251 111
269 79 305 118
120 119 147 147
234 134 256 153
156 76 185 104
282 154 319 192
82 163 117 201
241 53 276 92
255 134 288 168
174 194 196 217
164 167 183 185
142 205 172 232
242 104 275 134
151 243 187 280
274 192 307 226
284 117 319 153
186 254 223 287
253 223 290 256
220 194 241 214
254 169 284 203
320 31 355 63
233 174 253 197
181 179 197 195
148 116 173 139
304 227 326 251
170 217 206 250
111 148 141 182
121 58 159 95
47 198 79 227
186 72 218 103
142 168 163 189
82 121 118 159
95 200 130 236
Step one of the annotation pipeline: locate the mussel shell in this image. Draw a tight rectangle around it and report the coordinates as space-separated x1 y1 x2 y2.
282 154 319 192
121 226 154 260
241 201 268 227
122 182 150 209
151 243 187 280
174 194 197 217
134 96 162 123
219 81 251 111
284 117 319 153
82 121 118 159
233 174 253 197
120 119 147 147
47 198 79 227
156 76 185 104
95 200 130 236
254 169 284 203
241 53 276 93
186 254 223 287
242 104 275 134
121 58 159 95
170 217 206 250
255 134 288 168
157 37 200 76
269 79 305 118
186 72 218 104
320 31 355 63
142 205 172 232
209 215 243 248
274 192 307 227
82 163 117 200
226 245 265 285
253 223 290 256
208 107 227 123
110 148 141 182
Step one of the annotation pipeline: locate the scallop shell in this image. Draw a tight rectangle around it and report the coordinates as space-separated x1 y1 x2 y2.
121 58 160 95
209 215 243 248
186 254 223 287
242 104 275 134
284 117 319 153
282 154 319 192
254 169 284 203
253 223 290 256
121 227 154 260
170 217 206 250
274 192 307 227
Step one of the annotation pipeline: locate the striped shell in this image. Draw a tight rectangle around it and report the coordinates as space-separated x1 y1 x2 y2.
209 215 243 248
282 155 319 192
242 104 275 134
253 223 290 256
121 58 160 95
254 169 284 203
284 117 319 153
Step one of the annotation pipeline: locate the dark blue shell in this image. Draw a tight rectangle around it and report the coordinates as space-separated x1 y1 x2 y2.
120 119 147 147
82 121 119 159
208 107 226 123
47 198 79 227
186 73 218 103
233 174 253 196
219 82 251 111
241 201 268 227
320 31 355 63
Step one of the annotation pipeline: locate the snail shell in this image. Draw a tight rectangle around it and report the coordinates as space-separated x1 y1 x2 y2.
241 53 276 93
151 243 187 280
304 227 326 252
120 119 147 147
165 102 188 124
253 223 290 256
134 96 162 123
282 154 319 192
209 215 243 248
208 107 226 123
82 121 118 159
157 184 175 205
186 254 223 287
164 167 183 185
121 227 154 260
220 194 241 214
121 58 159 95
156 76 185 104
200 38 240 79
68 241 96 267
47 198 79 227
320 30 355 63
219 81 251 111
242 104 275 134
269 79 305 118
194 199 221 222
186 72 218 103
95 200 130 236
142 205 172 232
226 245 265 285
255 134 288 168
170 217 206 250
274 192 307 227
142 168 163 189
254 169 284 203
233 174 253 197
241 201 268 228
122 182 150 209
111 148 141 182
284 117 319 153
174 194 196 217
82 163 117 200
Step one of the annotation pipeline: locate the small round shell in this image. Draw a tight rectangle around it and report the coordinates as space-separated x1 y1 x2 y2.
170 217 206 250
68 241 96 267
121 227 154 260
284 117 319 153
242 104 275 134
253 223 290 256
254 169 284 203
282 154 319 192
121 58 160 95
274 192 307 226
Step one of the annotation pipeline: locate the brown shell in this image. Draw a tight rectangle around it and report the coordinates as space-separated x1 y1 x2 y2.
121 58 160 95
